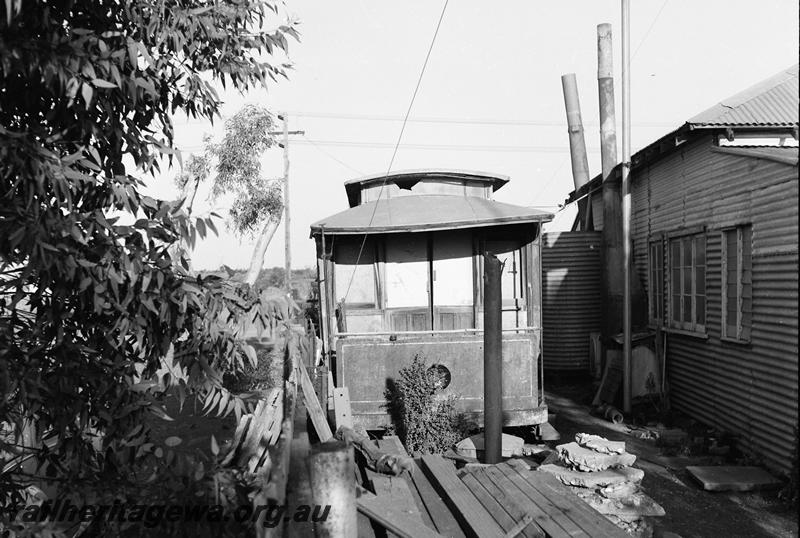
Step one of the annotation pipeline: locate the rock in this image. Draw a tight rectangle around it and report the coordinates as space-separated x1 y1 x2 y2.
455 433 524 458
540 451 561 466
575 489 665 518
606 515 654 538
575 433 626 454
539 463 645 488
521 443 552 457
557 442 637 471
600 481 640 499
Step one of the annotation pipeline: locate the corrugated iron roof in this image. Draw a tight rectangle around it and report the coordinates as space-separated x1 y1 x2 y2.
689 64 799 128
310 194 553 235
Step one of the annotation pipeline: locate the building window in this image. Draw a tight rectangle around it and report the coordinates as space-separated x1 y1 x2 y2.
668 233 706 333
722 225 752 342
648 238 665 325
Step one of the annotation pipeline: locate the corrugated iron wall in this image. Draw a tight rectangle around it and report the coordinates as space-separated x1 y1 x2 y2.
632 134 798 475
542 231 602 371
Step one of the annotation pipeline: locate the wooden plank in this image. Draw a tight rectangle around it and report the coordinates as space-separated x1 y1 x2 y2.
333 386 354 430
246 389 283 472
495 463 590 538
358 512 378 538
298 359 333 442
357 487 445 538
482 466 575 538
505 463 629 538
326 368 335 410
409 460 466 538
371 474 425 527
284 398 314 538
376 436 408 457
376 438 436 531
470 470 544 538
420 455 505 538
460 472 518 533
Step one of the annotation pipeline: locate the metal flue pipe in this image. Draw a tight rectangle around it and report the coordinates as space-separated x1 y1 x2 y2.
483 253 503 464
621 0 633 414
561 73 591 191
597 24 618 178
598 23 624 339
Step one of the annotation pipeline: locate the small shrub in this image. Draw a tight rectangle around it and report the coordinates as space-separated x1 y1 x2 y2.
223 344 283 392
386 354 467 455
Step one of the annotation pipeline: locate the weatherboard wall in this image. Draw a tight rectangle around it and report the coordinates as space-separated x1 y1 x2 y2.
631 134 798 475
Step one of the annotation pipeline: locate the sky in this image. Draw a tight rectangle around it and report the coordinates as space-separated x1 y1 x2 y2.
145 1 799 271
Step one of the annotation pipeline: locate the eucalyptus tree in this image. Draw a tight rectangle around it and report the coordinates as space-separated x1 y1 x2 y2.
0 0 298 511
205 104 285 287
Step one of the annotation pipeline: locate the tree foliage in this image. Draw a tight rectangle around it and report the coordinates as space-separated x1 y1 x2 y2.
0 0 298 515
205 104 284 237
175 153 211 192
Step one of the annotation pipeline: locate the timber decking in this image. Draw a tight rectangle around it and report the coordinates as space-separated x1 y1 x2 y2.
382 453 630 538
420 454 507 538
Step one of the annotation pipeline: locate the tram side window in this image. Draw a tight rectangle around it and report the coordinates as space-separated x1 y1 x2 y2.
385 235 429 308
334 241 377 308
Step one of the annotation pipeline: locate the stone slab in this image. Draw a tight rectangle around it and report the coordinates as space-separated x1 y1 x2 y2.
574 490 665 518
456 433 524 458
538 463 644 488
557 442 636 472
686 465 782 492
575 433 626 454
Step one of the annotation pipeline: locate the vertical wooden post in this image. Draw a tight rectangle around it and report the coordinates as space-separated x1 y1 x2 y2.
308 441 357 537
282 113 291 296
483 253 502 464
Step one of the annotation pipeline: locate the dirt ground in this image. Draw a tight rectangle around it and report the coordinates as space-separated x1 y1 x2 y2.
543 378 798 538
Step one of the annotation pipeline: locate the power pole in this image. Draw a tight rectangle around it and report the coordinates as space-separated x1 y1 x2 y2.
269 113 304 296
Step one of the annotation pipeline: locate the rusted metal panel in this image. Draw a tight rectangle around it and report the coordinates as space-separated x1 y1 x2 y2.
335 331 545 430
542 231 603 371
631 134 798 475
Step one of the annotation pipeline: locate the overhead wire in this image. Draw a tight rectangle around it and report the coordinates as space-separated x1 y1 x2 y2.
174 111 673 128
292 139 602 153
300 134 365 175
633 0 669 59
340 0 450 305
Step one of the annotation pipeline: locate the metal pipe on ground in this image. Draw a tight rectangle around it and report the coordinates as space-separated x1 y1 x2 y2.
562 73 592 230
594 404 624 424
483 253 503 465
308 440 357 537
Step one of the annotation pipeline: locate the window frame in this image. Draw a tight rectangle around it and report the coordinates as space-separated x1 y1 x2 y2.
648 234 666 326
333 240 381 310
721 224 753 343
666 229 707 335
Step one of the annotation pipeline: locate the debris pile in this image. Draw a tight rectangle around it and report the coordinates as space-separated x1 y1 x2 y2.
539 433 664 537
